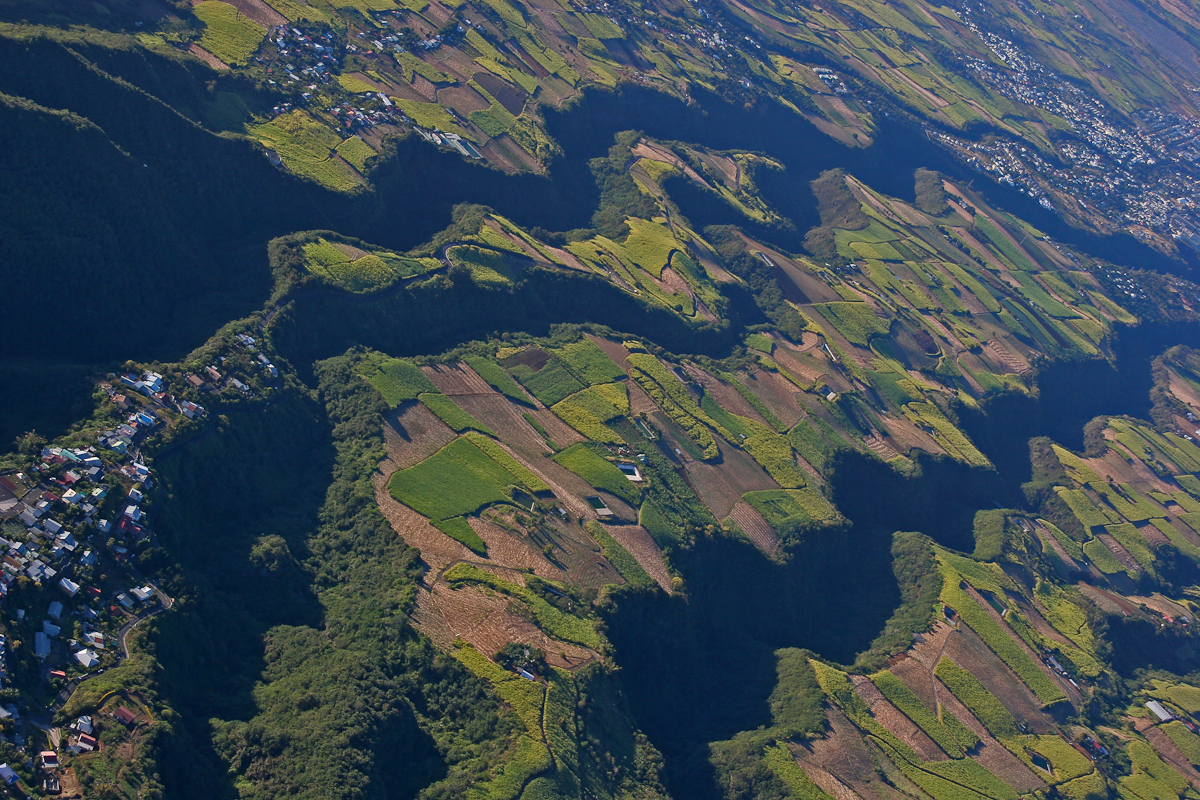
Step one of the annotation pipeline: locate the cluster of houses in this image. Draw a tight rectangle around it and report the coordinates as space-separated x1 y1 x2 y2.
263 26 341 88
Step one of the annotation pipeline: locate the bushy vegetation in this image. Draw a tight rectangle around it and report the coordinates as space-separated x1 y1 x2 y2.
812 302 891 346
251 111 364 192
553 443 642 504
744 489 836 529
628 354 730 459
743 432 807 488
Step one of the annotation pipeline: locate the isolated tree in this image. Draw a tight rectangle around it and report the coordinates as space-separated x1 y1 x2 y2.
14 430 44 454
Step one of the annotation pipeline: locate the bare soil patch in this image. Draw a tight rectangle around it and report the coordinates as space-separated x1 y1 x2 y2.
187 43 229 70
943 624 1052 733
799 703 892 793
222 0 287 25
1098 533 1141 572
382 402 457 470
684 438 777 519
740 369 804 427
470 515 565 581
373 472 470 575
423 361 493 394
1083 447 1176 493
411 73 438 100
602 523 670 590
451 395 551 461
473 71 527 115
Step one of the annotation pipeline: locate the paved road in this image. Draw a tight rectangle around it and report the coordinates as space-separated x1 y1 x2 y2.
30 583 174 728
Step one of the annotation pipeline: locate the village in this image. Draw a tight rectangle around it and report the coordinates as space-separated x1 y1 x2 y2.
0 325 287 793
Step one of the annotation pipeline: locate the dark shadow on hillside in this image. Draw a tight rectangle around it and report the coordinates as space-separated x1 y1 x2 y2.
603 526 898 800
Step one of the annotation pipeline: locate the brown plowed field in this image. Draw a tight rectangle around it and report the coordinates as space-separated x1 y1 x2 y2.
786 753 864 800
739 369 804 427
423 361 493 394
1145 726 1200 789
382 402 457 469
222 0 287 26
686 365 767 422
603 524 671 590
187 44 229 70
419 581 595 670
1138 520 1171 547
851 676 947 761
878 412 943 455
890 655 937 710
469 516 565 581
1126 592 1191 620
943 624 1053 733
974 736 1045 791
1036 523 1081 576
373 473 471 575
1083 447 1175 493
1098 533 1141 572
771 346 829 387
728 501 779 556
683 445 776 520
961 584 1075 706
528 406 586 449
587 334 632 370
452 395 552 460
799 704 893 796
626 378 660 417
907 620 955 669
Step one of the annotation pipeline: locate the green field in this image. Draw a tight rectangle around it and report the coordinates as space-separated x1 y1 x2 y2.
553 443 641 504
360 357 438 406
463 356 531 403
511 358 585 405
551 384 627 443
1082 537 1125 575
446 245 518 286
419 393 495 435
463 432 548 493
934 657 1017 739
301 238 437 292
813 302 891 345
433 516 487 555
250 111 364 192
336 136 376 172
552 339 626 384
743 432 807 488
193 1 266 66
871 670 977 756
388 436 533 521
744 489 837 529
587 522 653 587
